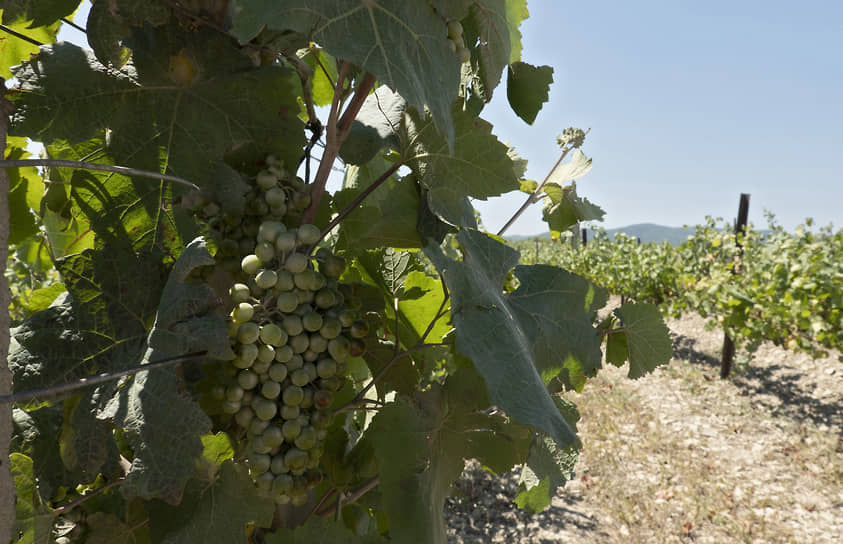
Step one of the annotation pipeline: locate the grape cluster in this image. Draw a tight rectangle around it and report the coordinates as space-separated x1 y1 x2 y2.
200 160 367 506
446 20 471 64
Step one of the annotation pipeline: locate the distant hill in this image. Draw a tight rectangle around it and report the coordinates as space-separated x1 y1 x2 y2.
506 223 696 246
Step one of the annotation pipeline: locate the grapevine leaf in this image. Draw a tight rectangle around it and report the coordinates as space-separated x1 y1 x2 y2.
85 513 138 544
20 283 66 315
506 62 553 125
504 0 529 63
605 323 629 368
7 144 40 244
60 392 121 477
515 397 580 514
339 87 406 165
334 156 422 250
425 229 607 447
9 40 304 214
9 453 54 544
403 107 519 226
0 17 59 78
0 0 76 29
546 150 594 187
369 368 528 544
543 181 605 235
147 461 274 543
265 516 386 544
612 302 673 378
462 0 512 102
231 0 461 146
147 238 233 361
396 271 451 345
199 433 235 472
301 47 338 107
85 0 134 68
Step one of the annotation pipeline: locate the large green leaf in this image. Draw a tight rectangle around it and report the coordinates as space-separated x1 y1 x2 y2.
506 61 553 125
403 107 519 226
0 0 77 29
461 0 511 103
7 142 42 244
425 229 607 447
231 0 462 146
148 461 274 543
85 0 170 68
9 39 304 214
339 87 406 165
515 397 580 514
610 302 673 378
504 0 529 63
10 453 54 544
265 517 386 544
334 155 422 250
369 368 529 544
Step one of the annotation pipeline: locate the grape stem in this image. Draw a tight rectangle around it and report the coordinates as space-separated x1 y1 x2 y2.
315 476 379 518
53 478 125 516
0 159 200 191
303 63 377 224
496 128 591 237
0 351 208 405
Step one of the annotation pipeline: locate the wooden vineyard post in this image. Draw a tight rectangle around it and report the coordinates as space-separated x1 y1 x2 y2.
721 193 750 378
581 228 588 247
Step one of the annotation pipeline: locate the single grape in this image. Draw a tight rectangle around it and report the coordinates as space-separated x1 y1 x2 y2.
272 473 294 495
284 448 309 472
239 342 259 363
275 231 297 253
447 20 463 39
260 323 287 346
249 452 272 475
447 38 457 53
262 425 284 448
253 397 277 420
232 302 255 323
290 368 310 387
281 419 301 441
316 358 337 379
292 191 311 210
327 336 350 361
276 292 299 313
264 187 287 207
251 357 271 375
271 457 290 476
319 317 342 339
313 389 333 410
302 362 318 383
280 404 300 420
296 223 321 246
299 387 314 409
221 399 241 414
255 241 276 263
261 380 281 399
302 311 323 332
286 354 304 370
249 418 270 436
257 220 286 243
273 270 295 292
308 334 328 354
349 320 370 338
268 363 288 382
313 288 337 309
255 269 278 289
274 345 294 363
256 471 275 491
289 334 310 354
320 255 346 279
235 406 254 427
285 253 309 274
282 385 304 406
338 309 357 328
294 427 317 450
282 315 304 336
458 46 471 63
257 344 276 364
241 254 262 275
256 170 278 190
237 369 259 390
230 283 251 303
349 338 366 357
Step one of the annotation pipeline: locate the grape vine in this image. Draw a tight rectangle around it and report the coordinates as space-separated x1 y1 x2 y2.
1 1 673 543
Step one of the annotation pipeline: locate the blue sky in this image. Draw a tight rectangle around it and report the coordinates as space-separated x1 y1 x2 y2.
57 1 841 235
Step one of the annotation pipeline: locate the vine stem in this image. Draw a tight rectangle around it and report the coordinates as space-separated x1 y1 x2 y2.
0 351 208 405
0 24 43 47
0 159 199 191
53 478 125 516
496 128 592 237
316 477 379 518
302 66 377 224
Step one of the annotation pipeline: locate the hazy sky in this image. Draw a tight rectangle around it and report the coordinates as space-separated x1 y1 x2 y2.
57 1 841 235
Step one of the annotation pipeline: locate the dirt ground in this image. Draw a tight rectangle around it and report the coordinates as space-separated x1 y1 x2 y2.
445 309 843 543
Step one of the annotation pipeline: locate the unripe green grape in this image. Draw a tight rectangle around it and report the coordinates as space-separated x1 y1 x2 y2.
272 474 294 495
313 288 337 309
237 369 259 390
300 387 314 409
271 457 290 476
338 309 357 328
251 357 271 375
302 349 319 362
256 471 275 491
241 254 262 275
227 320 240 338
319 317 342 339
311 410 333 429
258 220 286 243
290 368 310 387
302 311 323 332
283 385 304 406
295 288 315 304
349 338 366 357
281 419 301 441
261 380 281 399
255 241 275 263
318 375 343 392
328 336 350 361
259 323 286 346
285 253 309 274
276 292 298 313
230 283 251 303
284 448 309 471
292 191 311 210
274 345 294 363
269 203 288 217
235 406 255 427
256 170 278 190
293 301 313 316
280 404 300 420
238 323 260 345
302 362 318 383
273 270 295 292
262 425 284 448
313 389 333 410
308 446 324 464
282 315 303 336
308 334 328 354
293 269 316 291
286 354 304 371
264 187 286 207
296 223 321 246
289 334 310 354
226 383 245 401
255 269 278 289
458 46 471 63
349 320 369 338
232 302 255 323
249 417 270 436
320 255 346 279
316 358 337 379
249 452 272 475
257 344 276 364
275 231 297 254
232 355 253 370
268 363 288 382
222 398 241 414
294 427 317 450
447 20 463 39
253 397 277 420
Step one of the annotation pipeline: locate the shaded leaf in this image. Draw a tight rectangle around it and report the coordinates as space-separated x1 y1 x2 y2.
462 0 511 103
232 0 462 146
543 181 605 236
340 87 406 165
265 516 386 544
506 61 553 125
612 302 673 378
0 0 76 28
10 453 54 544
